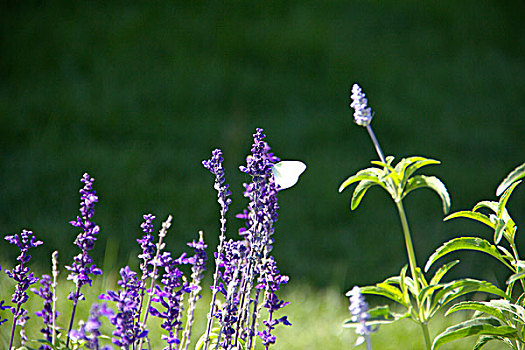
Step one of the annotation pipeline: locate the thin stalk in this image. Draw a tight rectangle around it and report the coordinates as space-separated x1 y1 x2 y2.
51 251 59 347
8 313 18 350
66 285 81 347
365 334 372 350
395 200 432 350
366 125 386 164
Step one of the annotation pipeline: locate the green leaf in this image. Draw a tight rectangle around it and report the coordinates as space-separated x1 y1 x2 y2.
498 180 522 213
444 210 494 229
473 200 499 214
507 271 525 285
351 180 380 210
343 305 410 327
493 217 506 245
430 260 460 285
338 168 383 192
431 279 508 312
472 335 506 350
496 161 525 196
431 317 517 350
356 283 409 308
425 237 513 272
445 301 507 323
401 157 441 186
403 175 451 214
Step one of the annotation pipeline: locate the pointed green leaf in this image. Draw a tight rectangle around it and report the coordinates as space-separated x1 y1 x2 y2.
432 279 508 312
430 260 460 285
339 168 384 192
473 200 499 214
431 317 517 350
445 301 507 323
425 237 513 272
498 180 521 215
343 305 410 327
507 271 525 285
401 157 441 186
351 180 380 210
444 210 494 229
403 175 451 214
493 218 505 245
354 283 409 307
496 161 525 196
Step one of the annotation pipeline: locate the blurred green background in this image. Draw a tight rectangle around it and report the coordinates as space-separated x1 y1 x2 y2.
1 0 524 292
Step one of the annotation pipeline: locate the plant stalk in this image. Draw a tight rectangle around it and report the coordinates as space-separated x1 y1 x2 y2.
395 200 432 350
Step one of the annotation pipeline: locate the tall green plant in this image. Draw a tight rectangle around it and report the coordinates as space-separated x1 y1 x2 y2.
426 161 525 349
340 84 507 349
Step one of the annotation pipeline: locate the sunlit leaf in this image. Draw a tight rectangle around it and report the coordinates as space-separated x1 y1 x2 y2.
338 168 383 192
401 157 441 186
498 180 521 214
496 161 525 196
343 305 410 327
351 180 380 210
356 283 409 307
424 237 513 272
431 279 508 312
445 301 507 323
507 271 525 285
444 211 494 229
403 175 451 214
473 200 499 214
431 317 517 350
429 260 460 285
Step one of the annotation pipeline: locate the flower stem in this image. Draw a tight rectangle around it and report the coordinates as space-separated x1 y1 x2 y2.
366 125 386 164
395 200 432 350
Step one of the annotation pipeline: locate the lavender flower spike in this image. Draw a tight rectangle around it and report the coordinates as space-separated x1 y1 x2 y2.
349 84 386 164
4 229 43 349
31 274 55 350
65 173 103 347
348 286 375 349
350 84 373 127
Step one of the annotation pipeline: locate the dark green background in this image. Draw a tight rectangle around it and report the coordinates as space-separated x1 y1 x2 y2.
1 0 524 290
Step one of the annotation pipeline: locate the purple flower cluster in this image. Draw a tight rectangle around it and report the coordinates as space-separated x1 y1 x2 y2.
350 84 373 127
150 252 191 348
4 229 43 348
256 257 291 347
71 303 114 350
31 274 56 350
200 129 290 349
66 173 103 302
348 286 375 346
137 214 156 281
100 266 147 347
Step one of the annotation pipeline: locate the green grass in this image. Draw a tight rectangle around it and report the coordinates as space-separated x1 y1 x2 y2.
0 274 503 350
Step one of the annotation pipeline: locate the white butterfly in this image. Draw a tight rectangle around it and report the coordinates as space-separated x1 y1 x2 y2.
271 160 307 190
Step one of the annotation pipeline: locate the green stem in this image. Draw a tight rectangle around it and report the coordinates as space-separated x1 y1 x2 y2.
395 200 420 295
395 200 432 350
420 322 432 350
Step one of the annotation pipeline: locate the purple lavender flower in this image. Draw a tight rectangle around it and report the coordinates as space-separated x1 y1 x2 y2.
71 303 114 350
100 266 147 348
4 229 43 349
256 257 291 348
65 173 103 347
137 214 156 280
0 264 9 327
31 274 57 350
149 252 191 349
348 286 375 347
350 84 373 127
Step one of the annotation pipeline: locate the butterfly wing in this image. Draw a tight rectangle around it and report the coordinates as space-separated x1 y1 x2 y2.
271 161 307 190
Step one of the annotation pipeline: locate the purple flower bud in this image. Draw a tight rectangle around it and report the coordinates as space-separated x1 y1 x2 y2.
348 286 375 344
350 84 373 127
